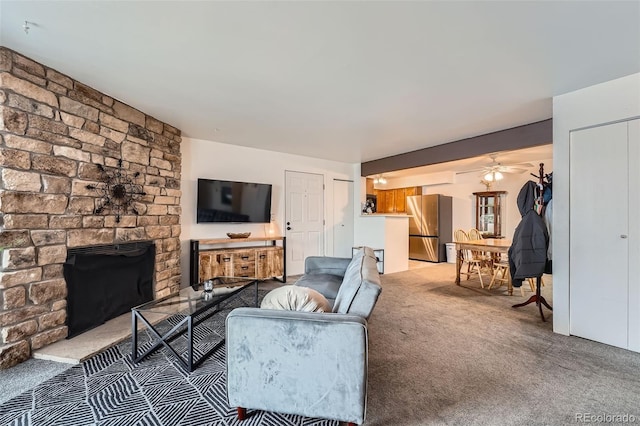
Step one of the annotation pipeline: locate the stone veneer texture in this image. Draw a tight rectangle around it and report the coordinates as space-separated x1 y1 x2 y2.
0 47 182 369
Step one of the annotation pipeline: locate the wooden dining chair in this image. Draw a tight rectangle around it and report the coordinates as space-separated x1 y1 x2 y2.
468 228 483 240
454 229 486 287
524 276 545 295
491 273 544 297
454 229 468 243
468 228 494 276
488 260 511 293
510 277 545 297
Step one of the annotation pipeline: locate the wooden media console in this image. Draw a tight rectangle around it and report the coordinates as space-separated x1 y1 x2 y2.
190 237 286 285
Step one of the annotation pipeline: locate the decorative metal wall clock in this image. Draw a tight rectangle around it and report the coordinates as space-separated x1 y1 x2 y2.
86 159 146 223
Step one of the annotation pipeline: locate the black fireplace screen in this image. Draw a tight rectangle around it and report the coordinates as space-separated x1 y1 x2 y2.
64 241 155 338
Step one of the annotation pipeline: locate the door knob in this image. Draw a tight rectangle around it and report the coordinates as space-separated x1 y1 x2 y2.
621 234 628 239
287 227 292 230
286 222 291 225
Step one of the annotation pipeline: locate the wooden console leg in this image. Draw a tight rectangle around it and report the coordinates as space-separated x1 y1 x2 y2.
237 407 247 420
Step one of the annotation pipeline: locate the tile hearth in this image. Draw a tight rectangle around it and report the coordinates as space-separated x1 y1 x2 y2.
33 310 166 364
33 280 284 364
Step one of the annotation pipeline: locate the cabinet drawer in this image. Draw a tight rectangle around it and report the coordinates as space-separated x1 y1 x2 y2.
218 253 234 276
234 251 255 262
233 261 255 277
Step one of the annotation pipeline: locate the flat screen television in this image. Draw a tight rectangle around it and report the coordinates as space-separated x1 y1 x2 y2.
197 178 272 223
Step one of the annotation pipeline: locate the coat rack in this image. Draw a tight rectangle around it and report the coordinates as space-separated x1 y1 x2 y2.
512 163 553 321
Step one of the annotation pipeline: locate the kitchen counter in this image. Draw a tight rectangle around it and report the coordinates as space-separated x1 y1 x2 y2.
354 214 409 274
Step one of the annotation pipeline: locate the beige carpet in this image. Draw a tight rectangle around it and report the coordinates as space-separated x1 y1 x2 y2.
3 264 639 425
365 263 640 425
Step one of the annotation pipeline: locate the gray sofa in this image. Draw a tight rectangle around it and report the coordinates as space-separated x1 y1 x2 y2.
226 247 382 426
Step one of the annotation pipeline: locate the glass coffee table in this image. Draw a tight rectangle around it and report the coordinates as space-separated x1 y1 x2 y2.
131 276 258 372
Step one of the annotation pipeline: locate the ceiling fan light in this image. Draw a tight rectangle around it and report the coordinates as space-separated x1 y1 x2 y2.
372 174 387 184
484 171 503 181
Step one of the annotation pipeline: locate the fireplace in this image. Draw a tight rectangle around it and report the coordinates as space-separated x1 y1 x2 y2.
63 241 156 338
0 48 183 369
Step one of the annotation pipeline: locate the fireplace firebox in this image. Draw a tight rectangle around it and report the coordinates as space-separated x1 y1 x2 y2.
64 241 155 338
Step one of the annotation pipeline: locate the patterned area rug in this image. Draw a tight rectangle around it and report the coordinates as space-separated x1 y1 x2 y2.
0 288 339 426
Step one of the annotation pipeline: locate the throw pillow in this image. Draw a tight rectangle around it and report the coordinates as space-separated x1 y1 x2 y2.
260 285 332 313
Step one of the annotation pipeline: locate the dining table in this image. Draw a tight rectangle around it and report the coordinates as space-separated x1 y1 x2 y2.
455 238 513 294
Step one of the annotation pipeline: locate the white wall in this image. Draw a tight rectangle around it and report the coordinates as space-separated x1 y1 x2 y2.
181 137 356 285
553 72 640 336
378 158 553 242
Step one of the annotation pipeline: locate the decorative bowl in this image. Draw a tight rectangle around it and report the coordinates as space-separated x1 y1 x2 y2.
227 232 251 239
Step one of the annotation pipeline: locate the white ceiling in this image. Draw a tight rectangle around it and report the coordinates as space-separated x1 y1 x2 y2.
1 1 638 163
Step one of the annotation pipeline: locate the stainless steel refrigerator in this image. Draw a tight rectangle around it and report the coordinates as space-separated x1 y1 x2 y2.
408 194 452 262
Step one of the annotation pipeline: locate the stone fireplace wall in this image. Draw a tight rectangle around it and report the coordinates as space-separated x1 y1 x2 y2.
0 47 182 369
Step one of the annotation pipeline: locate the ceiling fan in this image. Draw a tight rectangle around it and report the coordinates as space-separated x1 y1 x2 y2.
457 154 533 181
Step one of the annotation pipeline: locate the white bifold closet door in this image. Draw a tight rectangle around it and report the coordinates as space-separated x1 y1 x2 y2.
570 118 640 351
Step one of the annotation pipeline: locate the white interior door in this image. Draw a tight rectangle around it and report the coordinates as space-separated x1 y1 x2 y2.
628 119 640 352
285 171 324 275
570 121 629 349
333 179 354 258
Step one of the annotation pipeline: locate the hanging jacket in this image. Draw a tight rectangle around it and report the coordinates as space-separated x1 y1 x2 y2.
544 198 553 274
508 181 549 287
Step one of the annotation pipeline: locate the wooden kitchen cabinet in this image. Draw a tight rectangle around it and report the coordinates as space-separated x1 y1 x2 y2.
374 189 388 213
385 190 396 213
394 188 406 212
405 187 421 197
373 189 382 212
366 178 375 195
373 186 421 214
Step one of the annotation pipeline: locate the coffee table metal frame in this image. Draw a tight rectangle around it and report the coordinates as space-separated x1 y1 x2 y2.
131 277 258 372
